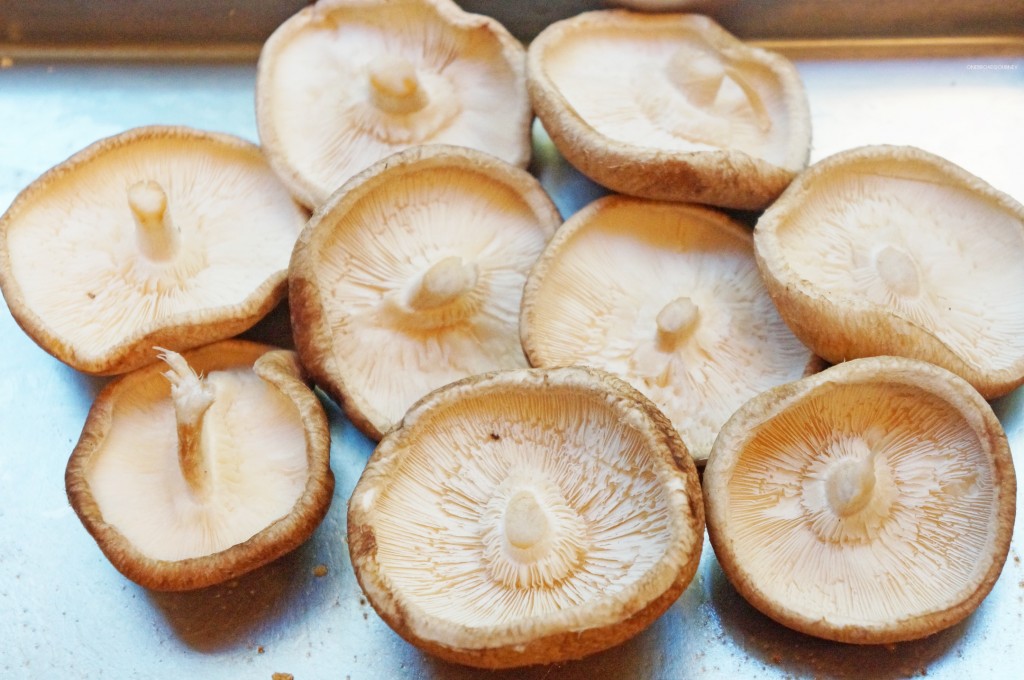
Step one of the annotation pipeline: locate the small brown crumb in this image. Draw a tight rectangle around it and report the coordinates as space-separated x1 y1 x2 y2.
272 674 294 680
257 646 265 654
312 564 328 578
0 56 13 69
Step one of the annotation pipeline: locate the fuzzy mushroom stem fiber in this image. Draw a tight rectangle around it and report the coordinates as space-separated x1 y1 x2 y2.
825 440 878 517
368 55 429 115
656 297 700 349
128 180 180 262
159 348 217 499
407 256 478 310
668 44 771 132
504 490 550 550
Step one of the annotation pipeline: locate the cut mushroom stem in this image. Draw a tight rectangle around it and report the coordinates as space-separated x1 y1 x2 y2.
504 490 549 550
825 440 878 517
407 256 478 311
158 348 216 499
875 245 920 297
129 180 180 262
368 55 429 115
667 45 771 132
656 297 700 349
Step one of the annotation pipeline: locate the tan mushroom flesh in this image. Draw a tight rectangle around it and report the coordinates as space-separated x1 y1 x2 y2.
348 366 704 668
65 340 334 591
289 145 560 440
256 0 532 209
704 356 1016 644
527 11 810 209
755 145 1024 399
521 195 819 464
0 126 308 375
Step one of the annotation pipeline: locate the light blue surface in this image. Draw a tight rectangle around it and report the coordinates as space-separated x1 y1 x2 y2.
0 50 1021 679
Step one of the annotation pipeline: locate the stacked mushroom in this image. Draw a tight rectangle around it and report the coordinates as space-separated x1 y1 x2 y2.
0 124 339 590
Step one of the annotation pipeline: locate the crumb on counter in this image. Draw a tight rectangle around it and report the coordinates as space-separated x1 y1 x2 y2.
272 674 294 680
313 564 329 578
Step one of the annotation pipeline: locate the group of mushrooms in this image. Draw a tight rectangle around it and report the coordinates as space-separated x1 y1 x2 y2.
0 0 1020 670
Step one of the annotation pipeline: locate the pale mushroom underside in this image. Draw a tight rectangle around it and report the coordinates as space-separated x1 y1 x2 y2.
260 1 529 205
313 167 552 431
771 172 1024 373
368 387 677 629
4 139 303 363
88 364 309 561
724 382 999 627
525 201 812 460
541 25 796 168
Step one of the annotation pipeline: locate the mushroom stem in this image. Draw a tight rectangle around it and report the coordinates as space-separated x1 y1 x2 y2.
504 490 549 551
368 55 429 115
129 180 180 262
159 348 216 499
668 45 772 132
407 256 478 311
656 297 700 349
826 443 878 517
875 245 920 297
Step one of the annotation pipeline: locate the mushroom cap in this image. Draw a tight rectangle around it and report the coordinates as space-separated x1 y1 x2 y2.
289 144 560 440
754 144 1024 399
527 11 811 210
348 366 704 668
256 0 532 209
703 356 1016 644
521 195 820 464
0 125 308 375
65 340 334 591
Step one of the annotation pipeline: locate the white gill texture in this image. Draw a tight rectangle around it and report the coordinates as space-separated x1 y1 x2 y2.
776 173 1024 371
265 2 526 203
6 139 302 358
527 202 811 461
371 388 672 626
87 365 309 561
315 167 550 429
727 383 997 626
543 26 792 165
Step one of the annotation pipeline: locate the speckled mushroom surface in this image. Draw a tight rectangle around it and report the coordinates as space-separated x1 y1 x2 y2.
0 125 308 375
754 145 1024 399
704 356 1016 644
527 11 810 209
521 195 819 464
65 340 334 591
348 366 704 668
289 145 560 440
256 0 532 209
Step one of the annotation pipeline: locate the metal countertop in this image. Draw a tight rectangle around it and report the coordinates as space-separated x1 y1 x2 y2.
0 42 1021 679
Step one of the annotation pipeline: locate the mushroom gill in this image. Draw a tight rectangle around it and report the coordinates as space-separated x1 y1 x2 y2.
256 0 532 208
522 196 817 463
348 367 704 668
754 145 1024 398
704 357 1016 643
290 145 560 440
0 126 307 375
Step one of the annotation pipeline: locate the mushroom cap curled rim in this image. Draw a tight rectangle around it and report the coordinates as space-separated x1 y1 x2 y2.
0 125 308 375
348 365 705 668
527 10 811 210
754 144 1024 399
703 356 1016 644
520 193 821 465
256 0 532 209
65 340 335 591
288 144 561 441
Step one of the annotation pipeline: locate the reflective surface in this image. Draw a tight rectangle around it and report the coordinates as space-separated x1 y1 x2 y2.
0 46 1022 679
